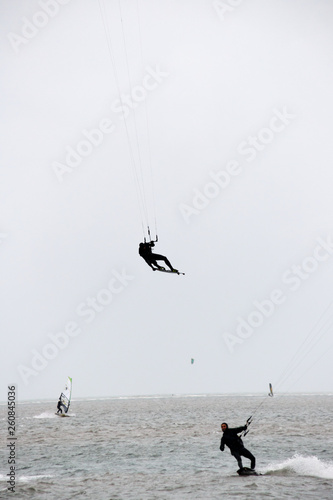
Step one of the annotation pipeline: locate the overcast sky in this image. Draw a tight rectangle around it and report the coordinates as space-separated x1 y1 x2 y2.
1 0 333 402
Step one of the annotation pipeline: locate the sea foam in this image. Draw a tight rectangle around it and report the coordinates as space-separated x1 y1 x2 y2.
264 454 333 479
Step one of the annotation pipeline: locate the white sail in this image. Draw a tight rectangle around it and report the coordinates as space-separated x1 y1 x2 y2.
58 377 72 413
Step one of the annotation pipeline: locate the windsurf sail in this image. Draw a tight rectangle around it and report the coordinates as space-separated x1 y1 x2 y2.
268 383 273 397
57 376 72 413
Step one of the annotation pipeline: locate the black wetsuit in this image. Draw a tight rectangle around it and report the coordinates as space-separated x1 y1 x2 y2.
138 241 173 271
220 426 255 469
56 400 62 414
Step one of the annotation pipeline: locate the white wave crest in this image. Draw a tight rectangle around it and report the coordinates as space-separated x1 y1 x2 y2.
33 412 56 419
18 475 53 483
264 454 333 479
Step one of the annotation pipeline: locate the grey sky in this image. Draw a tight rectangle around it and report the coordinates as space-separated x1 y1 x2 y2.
1 0 333 401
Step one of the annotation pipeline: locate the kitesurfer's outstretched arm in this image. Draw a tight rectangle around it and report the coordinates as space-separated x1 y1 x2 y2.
233 426 247 434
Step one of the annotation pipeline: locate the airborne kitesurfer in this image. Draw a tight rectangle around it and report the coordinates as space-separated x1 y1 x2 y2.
220 422 256 470
138 240 178 273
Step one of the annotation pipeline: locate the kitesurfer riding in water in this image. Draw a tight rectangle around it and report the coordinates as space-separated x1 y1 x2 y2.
139 239 179 274
220 422 256 471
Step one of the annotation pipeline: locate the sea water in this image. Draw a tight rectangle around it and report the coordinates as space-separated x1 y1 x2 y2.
1 394 333 499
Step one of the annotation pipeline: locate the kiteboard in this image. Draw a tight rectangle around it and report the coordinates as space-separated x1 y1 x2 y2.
154 267 185 275
237 467 260 476
55 413 70 417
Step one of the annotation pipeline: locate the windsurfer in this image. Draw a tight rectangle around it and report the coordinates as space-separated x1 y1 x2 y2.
220 422 256 470
56 399 63 414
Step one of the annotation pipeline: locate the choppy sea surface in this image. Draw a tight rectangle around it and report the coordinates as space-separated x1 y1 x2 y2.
1 394 333 499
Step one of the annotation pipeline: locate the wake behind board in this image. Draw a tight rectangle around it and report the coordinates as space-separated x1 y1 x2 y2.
237 467 260 476
154 267 185 275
